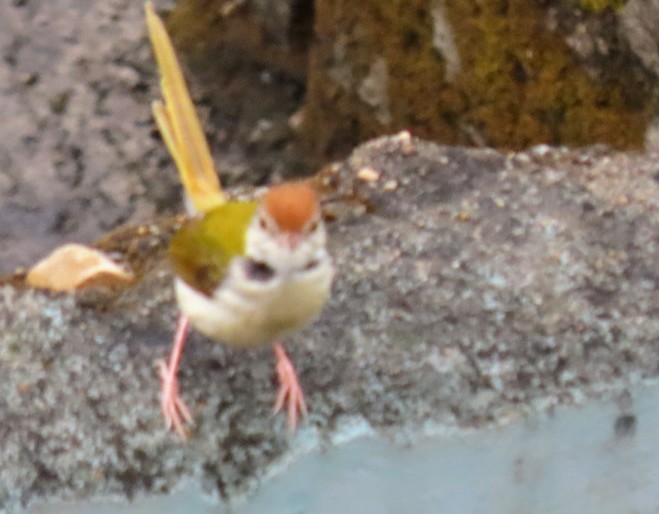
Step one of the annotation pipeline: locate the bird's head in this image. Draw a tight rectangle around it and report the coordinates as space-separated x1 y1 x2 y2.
246 182 327 273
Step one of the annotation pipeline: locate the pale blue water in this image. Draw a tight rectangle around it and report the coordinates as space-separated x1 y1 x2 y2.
27 385 659 514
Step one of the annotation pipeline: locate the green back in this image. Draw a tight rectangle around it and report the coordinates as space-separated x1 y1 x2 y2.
169 201 258 296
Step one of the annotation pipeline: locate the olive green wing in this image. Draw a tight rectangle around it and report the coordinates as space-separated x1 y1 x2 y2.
169 201 258 297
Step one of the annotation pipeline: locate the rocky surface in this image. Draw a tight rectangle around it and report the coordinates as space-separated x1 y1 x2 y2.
0 0 169 274
1 133 658 511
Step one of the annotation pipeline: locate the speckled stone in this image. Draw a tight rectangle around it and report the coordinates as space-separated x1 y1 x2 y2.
1 134 658 511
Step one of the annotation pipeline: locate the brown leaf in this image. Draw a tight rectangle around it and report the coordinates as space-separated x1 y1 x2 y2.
26 244 134 292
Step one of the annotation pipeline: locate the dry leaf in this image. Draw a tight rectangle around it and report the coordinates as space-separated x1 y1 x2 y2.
26 244 134 292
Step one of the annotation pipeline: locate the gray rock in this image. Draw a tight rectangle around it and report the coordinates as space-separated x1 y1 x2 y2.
0 0 314 276
620 0 659 79
1 133 658 511
0 0 175 275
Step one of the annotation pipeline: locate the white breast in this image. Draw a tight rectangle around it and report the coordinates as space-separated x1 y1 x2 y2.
174 256 333 348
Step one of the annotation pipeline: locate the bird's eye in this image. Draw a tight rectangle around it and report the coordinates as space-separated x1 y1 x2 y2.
258 217 268 230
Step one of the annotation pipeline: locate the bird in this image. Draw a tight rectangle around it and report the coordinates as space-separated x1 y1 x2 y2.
145 2 334 438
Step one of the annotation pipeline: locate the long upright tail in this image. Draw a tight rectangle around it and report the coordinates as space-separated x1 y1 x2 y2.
145 1 224 214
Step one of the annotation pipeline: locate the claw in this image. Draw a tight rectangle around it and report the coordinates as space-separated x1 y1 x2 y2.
158 315 195 439
272 343 308 432
158 358 194 438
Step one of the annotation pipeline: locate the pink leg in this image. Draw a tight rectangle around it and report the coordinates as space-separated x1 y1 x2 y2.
157 314 195 439
272 343 308 432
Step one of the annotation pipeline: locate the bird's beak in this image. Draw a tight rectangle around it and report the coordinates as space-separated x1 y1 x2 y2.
279 233 301 250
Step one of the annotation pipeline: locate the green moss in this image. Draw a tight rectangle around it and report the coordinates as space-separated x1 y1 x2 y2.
166 0 308 80
306 0 651 156
163 0 652 155
578 0 628 12
165 0 222 54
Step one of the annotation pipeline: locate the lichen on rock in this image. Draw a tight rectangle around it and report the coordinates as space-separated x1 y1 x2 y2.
305 0 654 157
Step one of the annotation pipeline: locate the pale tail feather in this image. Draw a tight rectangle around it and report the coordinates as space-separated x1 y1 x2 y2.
145 1 224 214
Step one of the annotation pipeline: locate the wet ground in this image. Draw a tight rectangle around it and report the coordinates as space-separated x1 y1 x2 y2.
26 382 659 514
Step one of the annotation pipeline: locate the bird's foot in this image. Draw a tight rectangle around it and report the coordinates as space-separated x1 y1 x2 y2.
158 358 194 439
273 343 308 432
